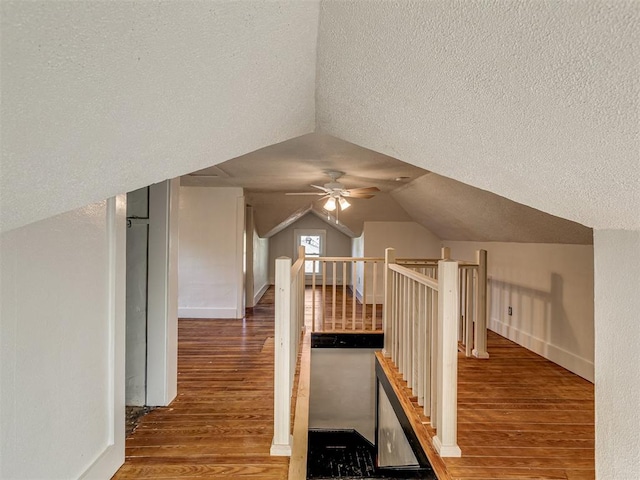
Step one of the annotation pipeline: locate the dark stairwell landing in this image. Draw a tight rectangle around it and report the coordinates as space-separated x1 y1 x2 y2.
307 429 436 480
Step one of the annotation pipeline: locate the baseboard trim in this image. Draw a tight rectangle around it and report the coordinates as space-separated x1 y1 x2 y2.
489 319 594 382
178 307 239 319
253 283 269 305
79 444 123 480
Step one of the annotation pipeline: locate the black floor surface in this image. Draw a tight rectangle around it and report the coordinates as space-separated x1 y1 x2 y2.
307 429 436 479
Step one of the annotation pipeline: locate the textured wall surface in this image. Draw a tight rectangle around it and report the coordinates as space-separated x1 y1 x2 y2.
1 1 319 232
0 199 126 479
594 230 640 478
317 1 639 230
394 173 593 244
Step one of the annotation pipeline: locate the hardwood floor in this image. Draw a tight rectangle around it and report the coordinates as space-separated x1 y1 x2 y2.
114 287 594 480
379 331 595 480
305 286 383 332
112 288 289 479
453 332 594 480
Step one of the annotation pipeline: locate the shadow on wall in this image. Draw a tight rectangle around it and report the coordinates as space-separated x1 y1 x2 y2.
488 274 579 358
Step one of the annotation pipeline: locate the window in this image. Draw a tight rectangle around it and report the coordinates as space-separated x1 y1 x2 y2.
294 229 325 274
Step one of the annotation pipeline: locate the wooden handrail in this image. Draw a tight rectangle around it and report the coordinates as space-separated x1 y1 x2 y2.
389 263 438 290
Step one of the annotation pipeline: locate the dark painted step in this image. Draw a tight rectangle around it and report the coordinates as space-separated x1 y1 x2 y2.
307 429 436 479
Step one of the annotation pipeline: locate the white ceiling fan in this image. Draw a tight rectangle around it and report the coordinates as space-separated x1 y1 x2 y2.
285 170 380 211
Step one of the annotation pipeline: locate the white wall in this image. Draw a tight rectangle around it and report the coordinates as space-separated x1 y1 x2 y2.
0 197 126 479
268 213 351 283
357 221 442 303
1 1 319 233
178 187 245 319
594 230 640 479
253 229 270 305
446 241 594 382
309 349 377 443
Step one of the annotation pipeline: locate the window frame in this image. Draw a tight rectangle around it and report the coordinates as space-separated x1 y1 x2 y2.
294 229 326 275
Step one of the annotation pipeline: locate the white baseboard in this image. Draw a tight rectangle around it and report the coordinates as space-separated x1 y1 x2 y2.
253 283 269 305
79 444 123 480
489 318 594 382
178 307 239 319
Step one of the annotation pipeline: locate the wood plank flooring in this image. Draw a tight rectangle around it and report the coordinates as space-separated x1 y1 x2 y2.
112 288 289 479
379 331 595 480
305 286 383 332
114 286 595 480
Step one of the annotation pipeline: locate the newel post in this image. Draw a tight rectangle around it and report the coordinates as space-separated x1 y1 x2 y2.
383 248 396 357
271 256 293 456
434 260 462 457
472 249 490 359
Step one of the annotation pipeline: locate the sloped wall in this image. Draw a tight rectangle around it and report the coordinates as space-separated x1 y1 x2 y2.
1 1 319 233
316 1 639 231
0 198 126 479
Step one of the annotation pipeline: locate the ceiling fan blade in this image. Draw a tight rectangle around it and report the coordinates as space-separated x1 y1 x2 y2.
311 184 332 193
285 192 326 196
346 186 380 194
346 193 376 199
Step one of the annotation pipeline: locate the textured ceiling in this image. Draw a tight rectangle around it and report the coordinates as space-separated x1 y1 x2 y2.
184 133 420 237
2 1 635 236
183 133 426 192
393 173 592 244
0 1 319 233
316 1 639 231
183 133 592 243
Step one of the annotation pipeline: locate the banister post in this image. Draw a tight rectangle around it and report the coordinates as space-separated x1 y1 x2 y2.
472 250 490 359
433 260 462 457
383 248 396 357
441 246 450 260
271 256 293 456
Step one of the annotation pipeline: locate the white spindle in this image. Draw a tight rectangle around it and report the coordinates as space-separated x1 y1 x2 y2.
383 248 396 356
332 261 337 330
465 268 473 357
311 264 316 332
352 260 357 330
342 262 347 329
473 249 490 359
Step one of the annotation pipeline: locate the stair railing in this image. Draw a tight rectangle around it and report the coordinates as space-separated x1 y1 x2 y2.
307 256 385 331
383 247 462 457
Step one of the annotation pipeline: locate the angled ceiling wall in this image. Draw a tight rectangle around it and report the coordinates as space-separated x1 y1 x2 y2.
2 1 638 235
1 1 319 232
393 173 592 244
316 1 639 230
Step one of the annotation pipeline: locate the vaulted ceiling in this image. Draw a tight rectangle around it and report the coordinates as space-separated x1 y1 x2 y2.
1 2 637 235
182 133 592 244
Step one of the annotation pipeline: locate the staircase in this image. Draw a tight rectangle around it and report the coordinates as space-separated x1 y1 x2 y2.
307 430 435 480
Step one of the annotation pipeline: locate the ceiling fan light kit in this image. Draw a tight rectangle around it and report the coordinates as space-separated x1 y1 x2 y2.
324 197 337 211
338 197 351 211
285 170 379 212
